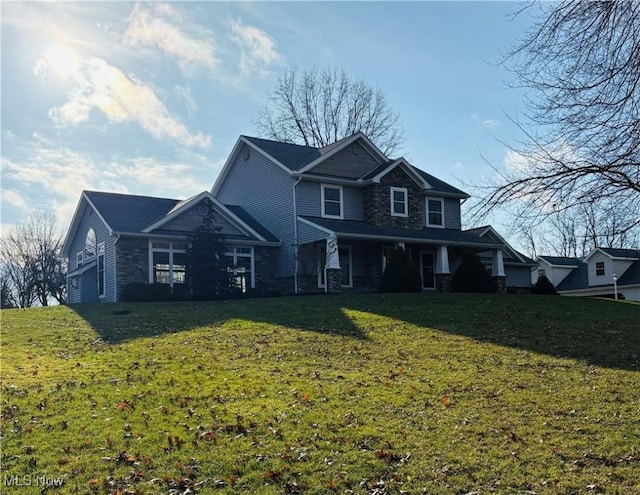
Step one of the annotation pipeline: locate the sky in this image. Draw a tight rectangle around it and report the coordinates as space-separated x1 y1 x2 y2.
1 1 537 240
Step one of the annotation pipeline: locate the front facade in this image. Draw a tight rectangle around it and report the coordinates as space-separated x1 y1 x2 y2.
63 133 534 302
535 248 640 301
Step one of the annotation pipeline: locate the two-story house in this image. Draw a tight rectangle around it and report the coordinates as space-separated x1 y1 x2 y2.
534 248 640 301
62 133 534 302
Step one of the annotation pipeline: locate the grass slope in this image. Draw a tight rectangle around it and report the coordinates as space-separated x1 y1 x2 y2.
1 294 639 495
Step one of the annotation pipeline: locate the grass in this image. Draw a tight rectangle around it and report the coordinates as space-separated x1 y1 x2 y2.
1 293 639 494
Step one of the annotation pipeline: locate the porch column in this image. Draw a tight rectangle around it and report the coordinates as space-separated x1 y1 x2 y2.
492 249 506 294
325 235 342 294
435 245 452 292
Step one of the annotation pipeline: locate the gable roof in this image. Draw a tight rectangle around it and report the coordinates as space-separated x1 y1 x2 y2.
584 247 640 261
617 259 640 285
242 136 321 171
555 260 588 291
465 225 535 264
537 255 582 267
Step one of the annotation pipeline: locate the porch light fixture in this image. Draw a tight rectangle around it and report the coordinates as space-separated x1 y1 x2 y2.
612 273 618 300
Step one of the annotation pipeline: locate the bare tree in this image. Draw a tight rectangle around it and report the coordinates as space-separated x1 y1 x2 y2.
474 1 640 239
0 211 67 307
255 67 404 156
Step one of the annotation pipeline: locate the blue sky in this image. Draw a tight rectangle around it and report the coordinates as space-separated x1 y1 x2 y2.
1 1 535 237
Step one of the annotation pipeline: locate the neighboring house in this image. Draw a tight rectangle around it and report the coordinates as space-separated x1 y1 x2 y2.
534 248 640 301
63 132 533 302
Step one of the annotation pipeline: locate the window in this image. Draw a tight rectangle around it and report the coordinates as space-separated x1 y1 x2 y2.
318 245 352 287
97 242 105 298
538 268 546 279
225 246 254 292
426 198 444 227
321 184 343 219
149 241 188 287
85 228 96 259
390 187 408 217
595 261 605 276
76 251 83 268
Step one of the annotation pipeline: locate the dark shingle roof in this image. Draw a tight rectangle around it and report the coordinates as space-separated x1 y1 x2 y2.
412 168 469 197
85 191 179 233
225 205 279 242
617 260 640 285
555 260 589 291
243 136 320 170
300 216 500 247
538 255 582 267
599 248 640 259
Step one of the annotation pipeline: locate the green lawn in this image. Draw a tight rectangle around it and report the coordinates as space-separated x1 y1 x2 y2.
1 294 639 494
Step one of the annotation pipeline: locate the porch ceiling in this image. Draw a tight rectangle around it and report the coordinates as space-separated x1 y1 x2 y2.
299 216 502 249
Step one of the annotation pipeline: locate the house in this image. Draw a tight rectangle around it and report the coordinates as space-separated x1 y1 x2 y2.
62 133 534 302
534 248 640 301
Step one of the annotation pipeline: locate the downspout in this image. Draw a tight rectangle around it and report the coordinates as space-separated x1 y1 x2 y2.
113 234 120 302
292 176 302 294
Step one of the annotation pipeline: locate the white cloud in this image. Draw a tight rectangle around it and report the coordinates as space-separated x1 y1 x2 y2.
123 3 219 75
49 57 212 149
229 18 283 76
1 140 213 229
472 113 501 128
175 84 198 115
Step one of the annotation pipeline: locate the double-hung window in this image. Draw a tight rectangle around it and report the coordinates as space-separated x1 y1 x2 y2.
149 241 189 287
321 184 343 219
426 198 444 228
595 261 605 276
390 187 408 217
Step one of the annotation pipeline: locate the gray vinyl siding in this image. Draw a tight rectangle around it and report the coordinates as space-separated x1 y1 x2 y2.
155 201 245 237
297 181 364 221
67 199 117 303
215 152 295 276
298 220 328 244
506 265 534 288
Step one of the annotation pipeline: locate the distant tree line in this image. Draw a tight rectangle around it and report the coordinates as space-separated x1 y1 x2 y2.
1 211 67 308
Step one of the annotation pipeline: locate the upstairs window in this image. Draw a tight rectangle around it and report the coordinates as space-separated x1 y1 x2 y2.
595 261 605 276
322 184 343 219
390 187 408 217
426 198 444 227
85 228 96 259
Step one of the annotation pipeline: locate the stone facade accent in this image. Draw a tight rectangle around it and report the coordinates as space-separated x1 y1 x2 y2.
493 275 507 294
364 166 424 230
252 246 280 295
435 274 452 292
115 237 150 301
297 242 322 294
326 268 342 293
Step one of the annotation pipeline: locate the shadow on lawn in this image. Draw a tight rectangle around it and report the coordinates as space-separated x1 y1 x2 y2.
71 294 367 344
343 293 640 371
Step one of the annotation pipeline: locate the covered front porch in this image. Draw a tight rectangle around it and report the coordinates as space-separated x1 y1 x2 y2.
296 236 507 294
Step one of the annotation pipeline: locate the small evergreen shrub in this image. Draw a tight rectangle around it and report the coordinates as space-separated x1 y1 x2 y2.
380 248 422 293
532 275 558 295
120 282 172 302
451 253 496 293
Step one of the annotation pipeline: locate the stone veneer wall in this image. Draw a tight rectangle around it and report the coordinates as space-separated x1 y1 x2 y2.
115 237 150 301
252 246 280 295
364 167 424 230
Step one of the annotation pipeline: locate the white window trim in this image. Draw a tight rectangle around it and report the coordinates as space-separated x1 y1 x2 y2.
97 242 105 298
426 197 445 228
225 246 255 290
595 261 605 276
148 240 189 287
321 184 344 219
390 187 408 217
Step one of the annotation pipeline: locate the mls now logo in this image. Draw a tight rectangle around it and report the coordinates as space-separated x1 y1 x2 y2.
4 474 65 487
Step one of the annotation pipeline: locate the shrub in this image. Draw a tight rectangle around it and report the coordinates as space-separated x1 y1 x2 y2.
120 282 172 302
451 253 496 293
532 275 558 295
381 248 422 293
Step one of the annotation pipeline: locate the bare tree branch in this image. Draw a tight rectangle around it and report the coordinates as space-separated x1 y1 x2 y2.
255 67 404 156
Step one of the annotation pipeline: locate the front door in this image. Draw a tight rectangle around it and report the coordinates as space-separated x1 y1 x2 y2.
421 251 435 290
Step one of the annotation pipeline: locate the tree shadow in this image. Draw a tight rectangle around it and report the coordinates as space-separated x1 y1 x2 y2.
340 293 640 372
70 294 367 344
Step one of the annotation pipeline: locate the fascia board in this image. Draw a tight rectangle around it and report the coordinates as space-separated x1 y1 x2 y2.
63 192 114 255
